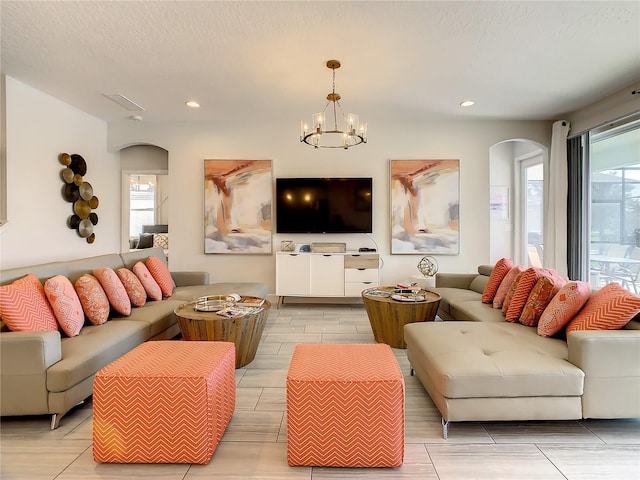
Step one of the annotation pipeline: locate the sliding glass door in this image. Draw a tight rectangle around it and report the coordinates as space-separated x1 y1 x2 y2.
587 117 640 291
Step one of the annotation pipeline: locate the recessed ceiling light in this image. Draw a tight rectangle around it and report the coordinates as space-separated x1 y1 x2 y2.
460 100 475 107
186 100 200 108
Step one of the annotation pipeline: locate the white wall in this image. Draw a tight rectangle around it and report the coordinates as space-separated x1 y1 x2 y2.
0 77 119 269
108 117 551 293
489 141 515 263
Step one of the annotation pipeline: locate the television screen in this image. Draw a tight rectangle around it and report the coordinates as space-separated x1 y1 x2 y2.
276 178 372 233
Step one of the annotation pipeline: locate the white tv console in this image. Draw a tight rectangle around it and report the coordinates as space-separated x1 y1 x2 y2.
275 252 380 305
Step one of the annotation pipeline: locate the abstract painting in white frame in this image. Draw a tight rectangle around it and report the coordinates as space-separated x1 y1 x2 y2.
390 159 460 254
204 159 272 254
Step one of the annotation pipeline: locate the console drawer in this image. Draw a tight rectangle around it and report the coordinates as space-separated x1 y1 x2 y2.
344 254 378 269
345 281 378 297
345 268 379 283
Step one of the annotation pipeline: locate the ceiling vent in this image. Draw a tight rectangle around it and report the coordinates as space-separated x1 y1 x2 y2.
102 93 145 112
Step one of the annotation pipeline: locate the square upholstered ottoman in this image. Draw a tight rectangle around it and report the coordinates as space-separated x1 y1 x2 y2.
287 343 405 467
93 341 235 464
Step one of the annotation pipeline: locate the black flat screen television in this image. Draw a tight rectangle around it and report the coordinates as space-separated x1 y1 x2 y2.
276 177 372 234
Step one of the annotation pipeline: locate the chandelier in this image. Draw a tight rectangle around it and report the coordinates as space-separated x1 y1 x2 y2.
300 60 367 149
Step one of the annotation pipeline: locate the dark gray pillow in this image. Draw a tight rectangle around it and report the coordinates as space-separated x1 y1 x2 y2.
138 233 154 249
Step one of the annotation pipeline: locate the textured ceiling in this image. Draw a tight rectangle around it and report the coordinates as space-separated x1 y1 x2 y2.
2 1 639 125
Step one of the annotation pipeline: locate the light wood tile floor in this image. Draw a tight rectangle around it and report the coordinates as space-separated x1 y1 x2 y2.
1 303 639 479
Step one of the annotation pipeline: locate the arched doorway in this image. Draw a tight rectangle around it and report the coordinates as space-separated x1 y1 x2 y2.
489 139 548 266
119 144 169 253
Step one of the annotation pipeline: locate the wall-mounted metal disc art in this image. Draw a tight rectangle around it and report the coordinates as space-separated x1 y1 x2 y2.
59 153 98 243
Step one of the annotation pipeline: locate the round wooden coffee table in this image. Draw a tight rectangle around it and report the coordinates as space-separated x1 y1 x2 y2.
174 297 270 368
362 286 441 349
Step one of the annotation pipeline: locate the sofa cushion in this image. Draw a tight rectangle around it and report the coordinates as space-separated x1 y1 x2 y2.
113 298 184 338
115 268 147 308
469 275 490 295
74 274 110 325
433 287 480 318
0 274 58 332
146 256 174 298
449 300 508 323
93 267 131 316
171 282 269 302
65 253 126 284
566 282 640 333
519 275 566 327
537 281 591 337
47 320 148 393
481 258 513 303
493 265 525 309
133 261 162 301
44 275 84 337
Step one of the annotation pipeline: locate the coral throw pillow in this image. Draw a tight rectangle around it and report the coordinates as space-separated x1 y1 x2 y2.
518 275 567 327
116 268 146 308
505 268 556 322
44 275 84 337
481 258 513 303
93 267 131 316
493 265 526 309
146 256 174 298
502 271 525 316
566 282 640 333
153 233 169 250
537 281 591 337
0 274 58 332
133 261 162 301
75 274 110 325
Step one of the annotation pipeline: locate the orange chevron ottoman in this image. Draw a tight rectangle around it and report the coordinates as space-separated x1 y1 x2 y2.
286 343 405 467
93 341 235 464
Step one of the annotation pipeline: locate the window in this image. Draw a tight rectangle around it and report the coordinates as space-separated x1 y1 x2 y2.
129 175 157 238
569 115 640 291
522 160 544 267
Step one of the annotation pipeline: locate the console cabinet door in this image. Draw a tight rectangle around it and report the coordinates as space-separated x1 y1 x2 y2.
310 254 345 296
276 253 311 296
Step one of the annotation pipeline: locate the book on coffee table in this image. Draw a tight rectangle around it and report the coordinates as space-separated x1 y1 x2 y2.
395 281 418 290
217 305 261 318
237 297 265 307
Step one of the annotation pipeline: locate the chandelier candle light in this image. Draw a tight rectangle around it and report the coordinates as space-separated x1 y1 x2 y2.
300 60 367 149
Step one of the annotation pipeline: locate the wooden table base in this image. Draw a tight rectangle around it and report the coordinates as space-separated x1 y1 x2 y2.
175 299 270 368
362 287 440 349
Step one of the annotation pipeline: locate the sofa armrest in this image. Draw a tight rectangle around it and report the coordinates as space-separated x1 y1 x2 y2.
568 329 640 418
435 273 477 290
0 330 62 373
567 329 640 377
171 271 210 287
0 330 62 415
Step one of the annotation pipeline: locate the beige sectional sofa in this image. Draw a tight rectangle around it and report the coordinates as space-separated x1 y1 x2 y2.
0 247 267 429
404 265 640 438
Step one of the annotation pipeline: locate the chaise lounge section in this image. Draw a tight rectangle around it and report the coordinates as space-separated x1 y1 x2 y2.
404 264 640 438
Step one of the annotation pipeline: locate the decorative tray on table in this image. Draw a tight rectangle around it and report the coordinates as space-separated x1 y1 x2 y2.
391 292 426 302
193 295 237 312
